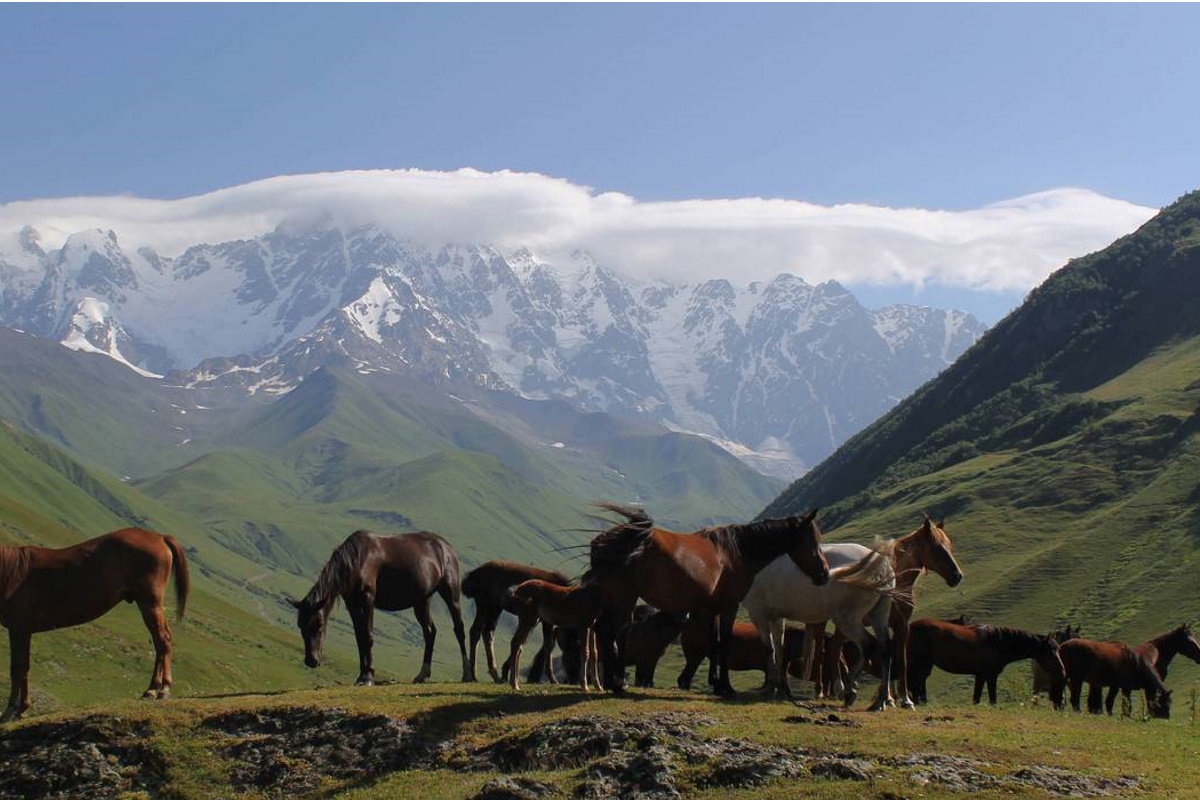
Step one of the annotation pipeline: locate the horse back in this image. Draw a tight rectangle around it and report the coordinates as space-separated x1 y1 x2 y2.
369 531 461 610
463 560 570 603
1060 638 1141 686
631 529 727 613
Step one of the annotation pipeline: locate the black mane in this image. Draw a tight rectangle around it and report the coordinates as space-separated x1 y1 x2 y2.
303 530 374 609
583 503 654 584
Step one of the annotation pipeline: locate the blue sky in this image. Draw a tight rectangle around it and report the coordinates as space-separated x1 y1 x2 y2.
2 5 1196 321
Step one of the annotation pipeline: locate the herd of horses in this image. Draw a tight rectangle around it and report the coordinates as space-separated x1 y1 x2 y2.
1 506 1197 725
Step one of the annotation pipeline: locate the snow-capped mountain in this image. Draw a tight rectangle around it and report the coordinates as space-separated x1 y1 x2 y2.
0 222 985 477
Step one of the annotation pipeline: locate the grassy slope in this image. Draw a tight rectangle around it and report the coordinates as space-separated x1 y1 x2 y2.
762 191 1200 693
7 683 1199 799
0 422 326 718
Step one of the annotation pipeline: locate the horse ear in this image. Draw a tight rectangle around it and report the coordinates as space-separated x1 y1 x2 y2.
936 517 946 529
803 508 819 523
921 513 932 529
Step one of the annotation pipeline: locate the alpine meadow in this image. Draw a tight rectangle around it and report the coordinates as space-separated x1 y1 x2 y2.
3 5 1200 798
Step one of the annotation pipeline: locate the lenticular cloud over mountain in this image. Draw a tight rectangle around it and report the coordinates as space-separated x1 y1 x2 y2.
0 169 1154 293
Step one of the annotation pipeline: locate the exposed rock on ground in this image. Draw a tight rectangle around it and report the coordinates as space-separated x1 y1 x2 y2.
204 706 437 796
0 715 168 799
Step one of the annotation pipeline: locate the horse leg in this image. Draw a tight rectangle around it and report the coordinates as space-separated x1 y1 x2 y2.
678 647 702 691
467 604 486 682
1105 686 1118 715
1086 683 1103 714
137 599 173 699
589 628 601 690
1068 677 1083 712
972 675 985 705
987 674 999 706
711 609 738 698
479 606 503 683
705 613 721 688
866 600 893 711
507 614 538 691
837 619 871 708
2 628 32 722
531 621 557 684
347 592 377 686
597 595 636 693
893 621 915 709
579 626 593 692
435 580 470 682
412 597 437 683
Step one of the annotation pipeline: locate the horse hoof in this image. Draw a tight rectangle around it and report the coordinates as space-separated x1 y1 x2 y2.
900 698 915 710
356 678 375 687
142 690 159 700
157 688 171 700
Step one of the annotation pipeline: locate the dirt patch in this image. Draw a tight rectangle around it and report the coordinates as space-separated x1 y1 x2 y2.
0 715 168 800
204 706 437 796
477 713 817 797
469 776 561 799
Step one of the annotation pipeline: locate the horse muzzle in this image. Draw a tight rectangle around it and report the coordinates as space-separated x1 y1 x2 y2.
948 571 964 588
304 655 321 669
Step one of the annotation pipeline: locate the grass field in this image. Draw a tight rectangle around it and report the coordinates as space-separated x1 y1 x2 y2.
5 680 1198 799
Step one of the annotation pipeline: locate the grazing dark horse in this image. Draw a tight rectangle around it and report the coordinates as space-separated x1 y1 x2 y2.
907 620 1066 705
1058 638 1173 718
290 530 469 685
585 504 829 696
461 560 570 683
506 579 604 691
677 620 807 690
1115 624 1200 712
1032 624 1080 698
622 604 686 688
1 528 190 721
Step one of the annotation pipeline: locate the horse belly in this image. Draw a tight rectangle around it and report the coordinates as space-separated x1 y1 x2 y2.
634 555 719 614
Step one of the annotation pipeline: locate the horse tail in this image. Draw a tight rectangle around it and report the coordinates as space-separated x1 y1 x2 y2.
830 540 911 607
163 535 190 622
461 565 483 599
582 503 655 585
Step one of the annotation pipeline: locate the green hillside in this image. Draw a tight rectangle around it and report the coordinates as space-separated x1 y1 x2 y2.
763 191 1200 687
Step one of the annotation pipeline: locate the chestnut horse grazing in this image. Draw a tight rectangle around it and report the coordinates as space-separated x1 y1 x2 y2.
0 528 190 722
461 560 570 683
585 504 829 696
677 620 807 690
507 579 604 691
907 620 1065 705
291 530 469 685
1059 638 1173 718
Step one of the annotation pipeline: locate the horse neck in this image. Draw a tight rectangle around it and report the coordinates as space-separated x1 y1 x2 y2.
305 548 361 609
891 538 925 591
1147 629 1190 671
987 628 1044 664
718 520 800 573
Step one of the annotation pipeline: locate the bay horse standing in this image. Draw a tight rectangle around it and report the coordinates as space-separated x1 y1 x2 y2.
461 560 570 683
291 530 469 685
506 579 604 691
1 528 190 722
1114 624 1200 712
677 619 808 690
585 504 829 697
907 620 1066 706
1058 637 1173 718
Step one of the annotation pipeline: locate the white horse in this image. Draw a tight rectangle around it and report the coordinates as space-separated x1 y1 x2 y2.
743 541 902 710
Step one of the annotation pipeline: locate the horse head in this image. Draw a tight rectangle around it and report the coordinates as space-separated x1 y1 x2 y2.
289 596 330 669
1035 634 1067 696
913 514 964 588
1175 623 1200 664
787 509 830 586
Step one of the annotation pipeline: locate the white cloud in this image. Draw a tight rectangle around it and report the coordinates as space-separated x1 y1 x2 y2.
0 168 1155 293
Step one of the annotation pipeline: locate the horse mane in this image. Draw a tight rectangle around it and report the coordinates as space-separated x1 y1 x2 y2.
975 625 1046 652
830 540 911 606
583 503 655 584
698 517 804 565
0 545 32 601
303 531 373 609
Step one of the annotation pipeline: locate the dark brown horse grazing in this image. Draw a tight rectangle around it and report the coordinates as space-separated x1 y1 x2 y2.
1057 638 1173 718
907 620 1066 705
1113 624 1200 712
1 528 190 722
677 620 807 690
460 560 570 683
622 605 686 688
506 579 605 691
291 530 469 685
1032 624 1080 698
585 504 829 696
